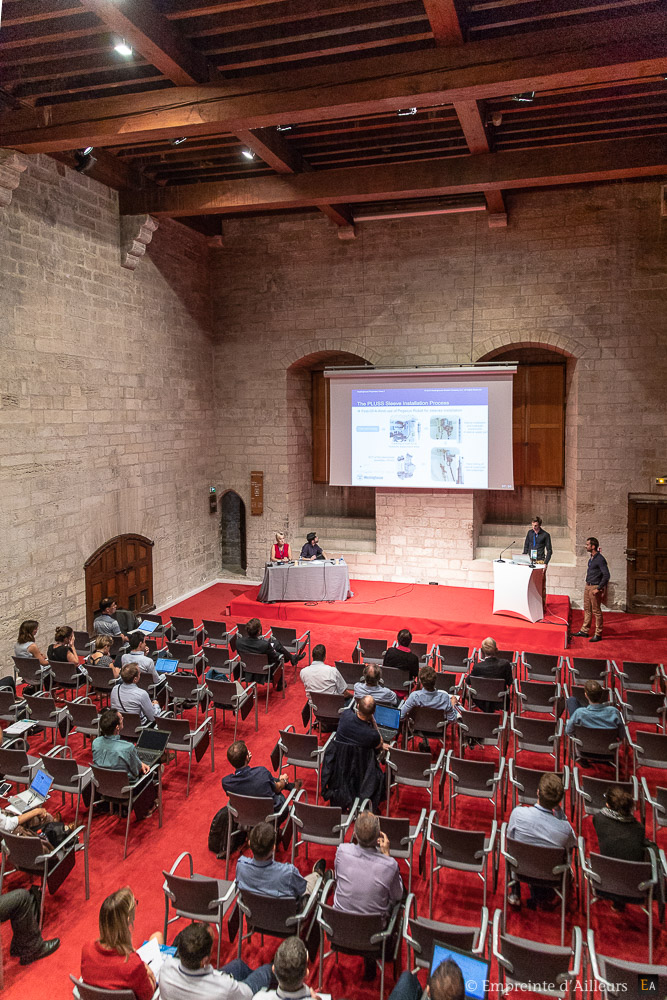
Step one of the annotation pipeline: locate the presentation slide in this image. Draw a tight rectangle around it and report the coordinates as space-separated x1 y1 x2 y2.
351 387 488 488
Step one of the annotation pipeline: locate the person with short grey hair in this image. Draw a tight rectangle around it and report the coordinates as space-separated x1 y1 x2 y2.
252 936 309 1000
354 664 398 707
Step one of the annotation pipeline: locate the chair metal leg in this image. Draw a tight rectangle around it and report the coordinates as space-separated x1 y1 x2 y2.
186 750 192 797
157 770 163 828
124 791 133 859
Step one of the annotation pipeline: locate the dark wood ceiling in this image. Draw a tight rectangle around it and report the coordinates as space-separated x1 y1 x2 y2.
1 0 665 230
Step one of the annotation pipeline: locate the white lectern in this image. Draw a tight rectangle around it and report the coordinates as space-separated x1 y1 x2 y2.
493 560 546 623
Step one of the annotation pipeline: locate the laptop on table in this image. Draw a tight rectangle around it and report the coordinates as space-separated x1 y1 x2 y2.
6 768 54 815
428 940 489 1000
135 728 170 766
374 703 401 742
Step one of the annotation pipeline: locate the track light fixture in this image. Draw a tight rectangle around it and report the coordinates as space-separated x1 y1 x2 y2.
114 40 133 57
276 125 293 132
512 91 535 103
241 149 255 160
397 108 417 116
169 137 188 146
74 148 97 173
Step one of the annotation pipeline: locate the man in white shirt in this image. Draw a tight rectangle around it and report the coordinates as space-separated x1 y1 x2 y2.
159 922 273 1000
121 631 167 702
299 644 347 699
252 936 310 1000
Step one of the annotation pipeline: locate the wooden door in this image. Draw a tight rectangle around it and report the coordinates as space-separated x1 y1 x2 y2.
626 498 667 614
85 534 154 631
513 364 565 487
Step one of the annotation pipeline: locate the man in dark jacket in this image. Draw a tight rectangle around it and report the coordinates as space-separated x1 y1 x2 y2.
523 516 552 611
382 629 420 680
236 618 305 668
469 637 513 712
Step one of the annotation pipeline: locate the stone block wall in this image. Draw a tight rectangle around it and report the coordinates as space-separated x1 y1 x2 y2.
0 156 219 651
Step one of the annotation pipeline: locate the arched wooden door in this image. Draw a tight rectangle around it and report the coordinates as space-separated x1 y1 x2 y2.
220 491 247 572
84 534 154 631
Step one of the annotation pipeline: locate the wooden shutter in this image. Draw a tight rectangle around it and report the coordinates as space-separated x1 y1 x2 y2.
513 364 565 487
312 370 330 484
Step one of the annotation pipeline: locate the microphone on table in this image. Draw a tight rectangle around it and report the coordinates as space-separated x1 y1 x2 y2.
498 541 516 563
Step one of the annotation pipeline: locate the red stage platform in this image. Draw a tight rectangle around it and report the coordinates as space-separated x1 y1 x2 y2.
229 578 571 652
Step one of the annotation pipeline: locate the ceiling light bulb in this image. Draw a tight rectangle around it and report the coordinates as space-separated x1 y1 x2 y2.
81 146 94 156
169 137 188 146
512 91 535 103
114 40 133 57
276 125 292 132
397 108 417 117
241 149 255 160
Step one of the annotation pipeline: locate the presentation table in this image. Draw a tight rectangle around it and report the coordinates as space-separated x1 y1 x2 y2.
257 560 352 603
492 559 545 624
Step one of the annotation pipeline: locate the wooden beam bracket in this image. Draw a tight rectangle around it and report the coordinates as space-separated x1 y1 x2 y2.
0 149 29 207
120 213 158 270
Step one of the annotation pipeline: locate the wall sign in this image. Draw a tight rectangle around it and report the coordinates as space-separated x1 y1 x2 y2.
250 472 264 516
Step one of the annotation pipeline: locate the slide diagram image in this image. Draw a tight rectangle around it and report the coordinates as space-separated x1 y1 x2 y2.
432 447 463 483
397 453 416 479
430 416 460 442
390 419 420 444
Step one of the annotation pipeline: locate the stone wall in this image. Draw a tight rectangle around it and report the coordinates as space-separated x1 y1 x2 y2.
0 156 219 650
212 181 667 606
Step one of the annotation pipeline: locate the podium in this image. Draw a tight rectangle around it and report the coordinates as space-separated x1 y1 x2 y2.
493 560 545 623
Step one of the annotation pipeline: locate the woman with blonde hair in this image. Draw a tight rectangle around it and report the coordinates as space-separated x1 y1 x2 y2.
272 530 291 562
86 635 120 677
80 887 162 998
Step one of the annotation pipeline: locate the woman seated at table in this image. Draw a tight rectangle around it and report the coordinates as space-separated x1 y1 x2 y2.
272 531 292 562
80 887 162 999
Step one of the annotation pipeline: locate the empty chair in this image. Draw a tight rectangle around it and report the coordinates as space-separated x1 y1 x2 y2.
240 651 285 713
615 688 667 731
568 657 610 686
119 711 142 742
444 751 505 824
613 659 664 693
170 616 203 647
271 626 310 667
206 678 257 739
641 779 667 840
568 724 622 780
202 619 237 650
167 641 203 672
521 651 563 684
432 671 459 694
334 661 362 688
73 630 94 658
501 823 573 944
377 811 427 897
236 882 321 961
203 645 241 679
514 680 564 717
0 825 89 928
290 789 358 865
574 770 639 835
353 637 387 664
0 745 40 788
158 715 213 797
86 764 163 859
465 676 511 713
432 644 471 673
40 745 92 829
511 713 562 766
629 728 667 775
316 879 401 997
493 909 582 997
385 747 445 815
457 709 508 757
47 659 88 700
224 791 296 879
162 851 236 966
25 694 69 746
165 671 209 723
579 837 658 962
12 656 50 692
84 664 117 705
278 728 331 799
0 688 27 726
309 693 349 734
379 666 412 697
428 815 497 912
587 929 667 1000
507 761 570 811
404 705 448 749
403 894 488 972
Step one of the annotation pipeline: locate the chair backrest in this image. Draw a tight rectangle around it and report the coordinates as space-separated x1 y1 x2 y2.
380 666 411 692
206 678 238 706
409 643 428 661
41 754 79 785
620 661 660 688
241 651 272 674
507 836 567 881
163 870 221 916
279 730 317 762
434 645 469 669
335 661 363 686
499 930 573 987
25 694 58 723
119 713 142 740
238 888 299 934
320 900 386 951
510 763 565 805
311 693 348 720
433 672 458 693
168 673 200 698
171 616 197 634
408 705 447 734
49 660 81 683
86 665 116 691
431 823 486 865
571 725 619 755
570 657 608 680
70 975 136 1000
388 747 433 781
458 709 503 740
588 852 653 898
141 614 164 627
235 622 251 637
12 656 43 685
73 630 91 647
357 638 388 660
568 683 610 704
523 652 560 674
202 619 230 641
596 954 667 995
634 730 667 765
227 791 276 827
378 815 410 851
448 755 497 792
168 641 195 662
271 627 297 645
408 914 479 966
294 799 343 839
467 676 507 700
2 831 46 869
514 715 558 747
137 673 154 694
159 717 192 745
518 681 558 706
92 765 130 797
0 747 32 779
204 646 232 669
0 690 19 714
578 773 635 815
622 690 666 720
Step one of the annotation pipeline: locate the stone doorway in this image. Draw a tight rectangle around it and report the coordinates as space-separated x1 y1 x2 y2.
221 491 247 573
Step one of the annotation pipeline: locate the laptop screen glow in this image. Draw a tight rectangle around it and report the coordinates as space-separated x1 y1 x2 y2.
155 658 179 674
374 704 401 730
30 769 54 798
430 942 489 1000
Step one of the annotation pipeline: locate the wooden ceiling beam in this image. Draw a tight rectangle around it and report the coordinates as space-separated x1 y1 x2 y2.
2 11 665 153
0 0 83 27
453 99 490 153
233 128 306 174
82 0 217 86
166 0 408 25
118 135 667 217
422 0 464 44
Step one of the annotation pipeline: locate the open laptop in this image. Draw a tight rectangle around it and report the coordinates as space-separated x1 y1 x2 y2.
429 941 489 1000
6 768 54 815
374 703 401 742
135 728 170 766
135 619 160 635
155 658 179 674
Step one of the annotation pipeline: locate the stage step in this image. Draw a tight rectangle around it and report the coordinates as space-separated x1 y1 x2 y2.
476 521 575 566
295 516 377 554
480 522 571 538
475 546 576 566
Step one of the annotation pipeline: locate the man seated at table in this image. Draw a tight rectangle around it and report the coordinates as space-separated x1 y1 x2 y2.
354 664 399 707
382 629 420 680
299 532 326 561
300 644 347 698
92 708 157 819
236 618 305 669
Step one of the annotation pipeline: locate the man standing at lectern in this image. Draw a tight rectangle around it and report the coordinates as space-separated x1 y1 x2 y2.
523 516 552 610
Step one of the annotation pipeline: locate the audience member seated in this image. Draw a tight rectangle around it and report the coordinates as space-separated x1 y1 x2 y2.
321 697 386 811
47 625 87 683
354 664 399 707
0 887 60 965
382 629 420 680
14 618 48 666
389 957 465 1000
252 936 309 1000
93 598 129 643
222 741 297 830
334 810 404 980
400 665 459 751
506 772 575 910
0 799 59 839
236 618 305 669
160 920 273 1000
92 708 157 820
300 644 347 699
236 822 326 899
565 679 624 738
86 635 118 676
593 786 651 863
469 636 513 712
121 632 167 701
80 887 162 999
110 662 160 725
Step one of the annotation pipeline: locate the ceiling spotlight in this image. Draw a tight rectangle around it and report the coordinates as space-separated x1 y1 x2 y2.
276 125 293 132
241 149 255 160
512 91 535 103
114 40 133 57
397 107 417 116
74 148 97 173
169 137 188 146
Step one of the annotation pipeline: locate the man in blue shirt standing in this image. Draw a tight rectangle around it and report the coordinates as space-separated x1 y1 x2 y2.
573 536 610 642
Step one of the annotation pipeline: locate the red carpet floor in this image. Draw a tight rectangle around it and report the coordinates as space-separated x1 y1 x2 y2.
6 580 667 999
